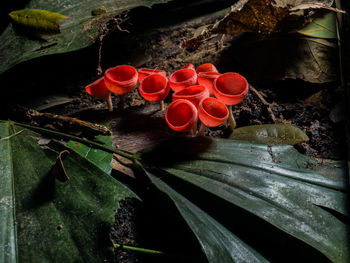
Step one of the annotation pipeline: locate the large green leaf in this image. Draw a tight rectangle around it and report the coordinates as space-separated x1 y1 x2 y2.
229 124 309 145
0 121 136 263
0 0 172 74
144 170 269 263
138 137 350 262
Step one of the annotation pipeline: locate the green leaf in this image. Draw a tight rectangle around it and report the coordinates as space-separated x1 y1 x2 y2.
9 9 67 36
144 170 269 263
229 124 309 145
138 137 350 263
297 12 337 39
0 0 173 74
0 121 136 263
67 135 113 175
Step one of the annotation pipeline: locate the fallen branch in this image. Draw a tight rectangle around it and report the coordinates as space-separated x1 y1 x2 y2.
26 109 110 137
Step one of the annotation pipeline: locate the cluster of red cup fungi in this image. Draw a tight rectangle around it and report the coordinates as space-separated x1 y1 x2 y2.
85 63 248 135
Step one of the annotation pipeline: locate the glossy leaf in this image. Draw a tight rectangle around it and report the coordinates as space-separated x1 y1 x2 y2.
9 9 67 36
144 170 269 263
138 137 350 263
0 0 173 74
229 124 309 145
0 121 136 263
67 135 113 174
297 12 337 39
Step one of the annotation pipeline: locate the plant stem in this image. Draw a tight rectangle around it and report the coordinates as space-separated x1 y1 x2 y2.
113 243 165 255
160 100 165 111
107 93 113 112
197 123 206 136
228 105 236 131
14 121 135 160
113 242 199 262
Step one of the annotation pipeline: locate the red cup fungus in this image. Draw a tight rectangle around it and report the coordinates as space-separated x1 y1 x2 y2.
172 85 209 108
85 77 113 112
197 97 228 135
104 65 138 109
197 72 221 96
165 99 198 135
138 68 167 83
168 68 198 93
139 74 170 111
196 63 218 74
213 72 248 130
183 64 195 71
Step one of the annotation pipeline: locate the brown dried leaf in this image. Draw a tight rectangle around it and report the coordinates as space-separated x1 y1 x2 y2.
182 0 335 50
228 35 337 83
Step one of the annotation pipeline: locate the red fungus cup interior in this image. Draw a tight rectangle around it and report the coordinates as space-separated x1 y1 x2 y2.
172 85 209 108
165 99 198 132
198 97 228 127
104 65 138 95
197 72 221 96
168 68 197 92
138 68 167 83
139 74 169 102
85 77 110 99
213 72 248 105
196 63 218 74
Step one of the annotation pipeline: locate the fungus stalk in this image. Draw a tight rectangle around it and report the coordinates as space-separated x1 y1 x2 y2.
107 93 113 112
160 100 165 111
228 105 236 130
190 125 197 136
197 122 206 136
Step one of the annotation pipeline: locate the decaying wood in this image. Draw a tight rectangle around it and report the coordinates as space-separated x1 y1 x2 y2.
26 109 110 137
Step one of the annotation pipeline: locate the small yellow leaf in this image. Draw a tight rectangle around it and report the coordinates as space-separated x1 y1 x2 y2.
9 8 67 36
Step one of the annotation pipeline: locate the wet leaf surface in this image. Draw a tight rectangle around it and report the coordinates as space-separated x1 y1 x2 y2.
138 136 350 262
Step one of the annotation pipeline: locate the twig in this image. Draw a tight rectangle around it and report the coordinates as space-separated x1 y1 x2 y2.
335 0 344 87
96 16 130 75
249 85 277 123
26 109 110 137
0 129 24 141
97 34 104 76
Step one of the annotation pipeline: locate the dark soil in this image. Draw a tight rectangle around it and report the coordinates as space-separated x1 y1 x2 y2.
0 1 348 262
